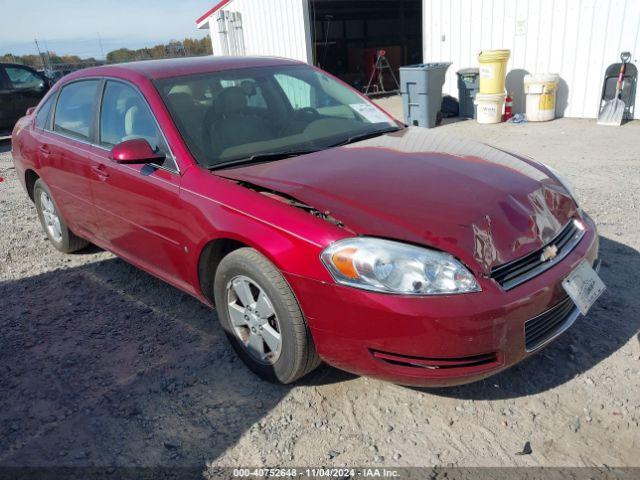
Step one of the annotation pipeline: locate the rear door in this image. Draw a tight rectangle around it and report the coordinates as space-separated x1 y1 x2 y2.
40 79 101 236
88 79 189 285
4 65 48 121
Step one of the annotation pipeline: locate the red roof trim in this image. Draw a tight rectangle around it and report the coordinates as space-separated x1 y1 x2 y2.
196 0 234 25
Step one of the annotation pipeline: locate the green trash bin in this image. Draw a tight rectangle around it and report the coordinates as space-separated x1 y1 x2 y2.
457 68 480 119
400 62 452 128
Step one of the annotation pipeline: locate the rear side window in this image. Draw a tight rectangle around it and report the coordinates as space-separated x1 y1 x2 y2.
53 80 99 140
35 95 55 130
5 66 44 90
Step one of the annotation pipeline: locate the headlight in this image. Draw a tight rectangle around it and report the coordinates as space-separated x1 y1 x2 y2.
321 237 481 295
544 164 577 201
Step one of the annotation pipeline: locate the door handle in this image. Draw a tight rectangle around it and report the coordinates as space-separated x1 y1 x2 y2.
91 164 110 180
39 145 50 156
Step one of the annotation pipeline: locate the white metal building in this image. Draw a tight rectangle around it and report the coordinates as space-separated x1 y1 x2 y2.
197 0 314 63
197 0 640 118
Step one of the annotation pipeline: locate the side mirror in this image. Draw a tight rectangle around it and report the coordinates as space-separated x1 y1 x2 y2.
26 107 36 116
110 139 165 165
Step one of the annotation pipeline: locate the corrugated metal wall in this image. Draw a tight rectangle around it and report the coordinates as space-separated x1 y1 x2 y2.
423 0 640 118
209 0 312 63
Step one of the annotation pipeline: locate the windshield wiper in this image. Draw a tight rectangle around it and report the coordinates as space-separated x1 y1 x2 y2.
330 127 401 148
209 149 319 170
209 127 400 170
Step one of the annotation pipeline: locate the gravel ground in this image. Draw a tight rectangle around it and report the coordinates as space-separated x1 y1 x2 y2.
1 109 639 469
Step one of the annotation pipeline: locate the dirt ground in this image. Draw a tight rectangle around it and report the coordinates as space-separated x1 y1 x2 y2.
1 104 639 469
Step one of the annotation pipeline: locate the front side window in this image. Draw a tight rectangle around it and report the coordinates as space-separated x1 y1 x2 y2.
53 80 99 140
100 82 159 148
35 94 56 130
99 81 175 170
155 64 399 169
5 67 44 90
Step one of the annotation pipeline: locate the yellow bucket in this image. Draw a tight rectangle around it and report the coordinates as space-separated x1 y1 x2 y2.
478 49 511 94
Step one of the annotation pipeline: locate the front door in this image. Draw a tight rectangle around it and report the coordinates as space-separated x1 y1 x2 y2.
88 79 189 286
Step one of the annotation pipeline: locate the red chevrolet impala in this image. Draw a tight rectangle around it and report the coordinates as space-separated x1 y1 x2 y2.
10 57 605 386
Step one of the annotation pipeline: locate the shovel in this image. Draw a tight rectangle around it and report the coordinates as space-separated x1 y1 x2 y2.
598 52 630 126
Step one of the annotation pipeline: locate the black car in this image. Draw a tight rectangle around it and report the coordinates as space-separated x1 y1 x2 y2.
0 63 51 133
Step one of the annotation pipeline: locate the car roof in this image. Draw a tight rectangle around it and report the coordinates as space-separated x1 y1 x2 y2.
68 56 305 82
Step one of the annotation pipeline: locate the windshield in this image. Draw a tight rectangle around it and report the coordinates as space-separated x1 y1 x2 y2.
155 64 399 168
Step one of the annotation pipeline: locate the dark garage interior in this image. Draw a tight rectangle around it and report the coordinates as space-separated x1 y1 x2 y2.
309 0 422 91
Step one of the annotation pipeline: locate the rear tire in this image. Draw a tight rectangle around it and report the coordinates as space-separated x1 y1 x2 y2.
34 179 89 253
214 248 321 384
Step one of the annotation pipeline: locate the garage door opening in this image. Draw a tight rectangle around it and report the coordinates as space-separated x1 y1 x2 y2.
309 0 422 93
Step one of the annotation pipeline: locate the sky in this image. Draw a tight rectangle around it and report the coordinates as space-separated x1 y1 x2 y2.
0 0 215 58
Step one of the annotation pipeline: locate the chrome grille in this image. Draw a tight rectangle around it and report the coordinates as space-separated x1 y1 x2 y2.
491 219 585 290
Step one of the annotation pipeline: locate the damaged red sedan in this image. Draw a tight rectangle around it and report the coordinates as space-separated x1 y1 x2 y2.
11 57 605 386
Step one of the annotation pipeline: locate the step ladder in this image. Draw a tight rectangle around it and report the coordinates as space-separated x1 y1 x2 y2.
364 50 400 97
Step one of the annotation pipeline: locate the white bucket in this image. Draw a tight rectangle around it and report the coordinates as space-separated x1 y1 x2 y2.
475 92 506 124
524 73 559 122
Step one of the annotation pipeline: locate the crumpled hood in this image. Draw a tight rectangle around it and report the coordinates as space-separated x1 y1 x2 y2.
216 127 578 274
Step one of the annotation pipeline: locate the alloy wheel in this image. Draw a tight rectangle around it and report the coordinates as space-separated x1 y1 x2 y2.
39 191 62 243
225 275 282 365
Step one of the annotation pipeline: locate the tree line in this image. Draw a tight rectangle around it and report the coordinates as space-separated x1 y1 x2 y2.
106 36 212 63
1 36 212 69
0 52 96 68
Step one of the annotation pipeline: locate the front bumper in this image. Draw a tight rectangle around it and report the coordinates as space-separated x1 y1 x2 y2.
285 215 600 387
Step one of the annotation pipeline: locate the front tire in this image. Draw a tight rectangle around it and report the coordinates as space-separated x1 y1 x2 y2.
214 248 321 384
34 179 89 253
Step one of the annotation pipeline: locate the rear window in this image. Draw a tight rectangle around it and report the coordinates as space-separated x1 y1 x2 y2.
53 80 100 140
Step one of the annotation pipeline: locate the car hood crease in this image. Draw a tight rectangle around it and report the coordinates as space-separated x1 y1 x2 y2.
215 128 578 274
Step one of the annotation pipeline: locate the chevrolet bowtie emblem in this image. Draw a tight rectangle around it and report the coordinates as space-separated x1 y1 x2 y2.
540 244 559 262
